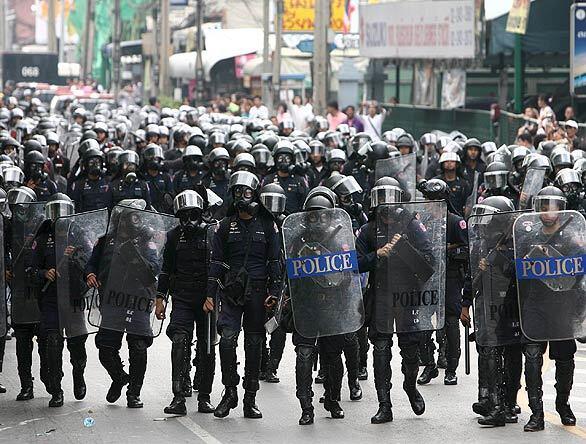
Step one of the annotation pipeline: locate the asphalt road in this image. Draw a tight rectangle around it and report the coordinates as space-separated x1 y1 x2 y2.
0 331 585 443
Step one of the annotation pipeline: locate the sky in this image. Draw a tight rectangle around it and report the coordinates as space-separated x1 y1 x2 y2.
484 0 535 21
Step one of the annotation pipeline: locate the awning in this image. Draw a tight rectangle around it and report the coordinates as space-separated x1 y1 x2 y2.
169 28 274 81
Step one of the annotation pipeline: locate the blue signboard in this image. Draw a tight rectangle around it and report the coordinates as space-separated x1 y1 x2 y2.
515 254 586 280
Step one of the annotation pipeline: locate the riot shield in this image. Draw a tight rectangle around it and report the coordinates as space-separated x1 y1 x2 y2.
282 209 364 338
513 210 586 341
55 209 108 338
10 202 47 324
88 207 178 337
0 217 5 337
375 153 417 201
375 201 446 334
464 171 480 219
205 223 218 352
468 210 525 346
519 168 547 210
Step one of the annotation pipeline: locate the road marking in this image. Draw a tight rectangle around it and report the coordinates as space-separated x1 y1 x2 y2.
176 416 223 444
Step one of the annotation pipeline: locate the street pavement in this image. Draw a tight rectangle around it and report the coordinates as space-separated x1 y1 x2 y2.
0 332 585 443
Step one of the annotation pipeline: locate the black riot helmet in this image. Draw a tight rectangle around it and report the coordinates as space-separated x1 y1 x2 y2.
260 183 286 215
233 153 256 173
273 141 295 173
24 150 46 181
370 177 403 208
573 158 586 183
350 132 372 153
550 149 573 172
45 192 74 222
484 161 509 191
533 185 567 213
469 195 515 231
417 178 450 201
326 148 346 172
303 186 337 211
182 145 203 171
23 139 43 155
329 174 363 213
251 144 271 167
396 134 414 154
208 147 230 176
142 143 164 171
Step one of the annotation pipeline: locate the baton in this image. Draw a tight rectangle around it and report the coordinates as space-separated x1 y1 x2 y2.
206 311 212 355
465 324 470 375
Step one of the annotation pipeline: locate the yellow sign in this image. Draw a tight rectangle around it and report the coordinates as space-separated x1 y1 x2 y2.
283 0 345 32
506 0 531 35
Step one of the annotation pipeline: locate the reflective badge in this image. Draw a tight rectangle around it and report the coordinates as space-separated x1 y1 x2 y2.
459 220 467 230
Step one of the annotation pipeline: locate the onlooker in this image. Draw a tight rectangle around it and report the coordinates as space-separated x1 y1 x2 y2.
344 105 364 132
516 131 533 149
326 100 347 130
361 100 386 141
289 95 312 131
565 119 579 149
564 105 576 122
249 95 269 120
276 102 291 124
537 94 555 125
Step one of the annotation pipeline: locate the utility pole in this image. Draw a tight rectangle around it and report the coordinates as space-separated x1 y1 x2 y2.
159 0 171 97
82 0 95 81
59 0 66 62
272 0 283 110
0 0 5 52
48 0 57 53
151 5 159 98
195 0 204 103
262 0 270 106
313 0 329 115
513 33 524 114
112 0 121 95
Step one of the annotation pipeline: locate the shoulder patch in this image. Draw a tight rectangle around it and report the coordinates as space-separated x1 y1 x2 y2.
459 220 467 230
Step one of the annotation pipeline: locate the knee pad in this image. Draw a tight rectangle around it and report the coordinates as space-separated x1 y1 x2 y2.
373 339 391 356
170 330 192 346
128 337 153 352
478 346 499 359
219 328 239 349
524 343 544 361
244 333 264 349
297 345 316 363
47 332 62 348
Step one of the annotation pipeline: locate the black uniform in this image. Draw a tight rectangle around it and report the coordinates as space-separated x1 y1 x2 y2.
144 171 174 214
110 177 152 208
173 170 206 194
69 176 113 212
434 174 471 216
158 224 215 406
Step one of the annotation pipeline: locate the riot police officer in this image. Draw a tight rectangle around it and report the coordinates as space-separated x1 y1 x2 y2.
141 144 174 214
417 179 468 386
206 171 281 419
155 190 216 416
355 177 429 424
69 147 112 212
31 194 88 407
262 141 308 215
434 152 471 216
202 147 231 204
173 145 206 194
110 150 152 207
23 150 57 201
479 161 519 206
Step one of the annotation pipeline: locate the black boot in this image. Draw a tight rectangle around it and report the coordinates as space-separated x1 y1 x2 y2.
126 347 147 408
99 348 129 403
15 329 34 401
478 393 505 427
196 339 216 413
214 386 238 418
436 329 447 369
299 398 314 425
473 388 490 416
242 334 263 419
349 379 362 401
166 332 190 415
444 358 459 385
46 333 64 408
214 334 240 418
555 359 576 426
401 345 425 416
68 338 87 401
524 394 544 432
372 339 393 423
503 382 518 424
315 352 325 383
358 366 368 381
417 365 438 385
264 358 280 383
343 333 361 400
296 345 316 425
322 350 344 419
164 381 187 415
192 345 201 392
371 390 393 424
0 382 6 394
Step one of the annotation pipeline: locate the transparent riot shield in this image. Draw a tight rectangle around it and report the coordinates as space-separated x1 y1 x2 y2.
468 210 525 346
282 209 364 338
375 201 446 334
375 153 417 201
0 217 5 337
55 209 108 338
88 207 178 337
10 202 47 324
519 168 547 210
205 223 218 351
513 210 586 341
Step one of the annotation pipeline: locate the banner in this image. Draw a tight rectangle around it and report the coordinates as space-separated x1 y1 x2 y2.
359 0 475 59
505 0 531 35
441 69 466 109
571 3 586 97
283 0 345 32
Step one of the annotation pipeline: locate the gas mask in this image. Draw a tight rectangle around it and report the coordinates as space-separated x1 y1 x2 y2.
146 159 162 172
233 185 259 215
212 160 227 176
25 163 46 182
276 154 293 173
184 157 201 172
329 160 344 172
178 208 204 233
123 162 137 175
86 158 102 177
